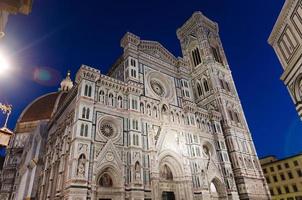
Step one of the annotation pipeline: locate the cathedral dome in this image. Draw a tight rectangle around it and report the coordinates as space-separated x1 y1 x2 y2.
18 92 68 123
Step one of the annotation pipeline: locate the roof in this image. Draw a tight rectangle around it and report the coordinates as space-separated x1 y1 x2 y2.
260 153 302 166
18 92 67 123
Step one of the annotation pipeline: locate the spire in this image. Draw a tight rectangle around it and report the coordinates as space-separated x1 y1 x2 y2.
60 70 73 91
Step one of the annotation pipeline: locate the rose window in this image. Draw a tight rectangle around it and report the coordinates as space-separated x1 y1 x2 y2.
100 124 114 137
151 80 165 96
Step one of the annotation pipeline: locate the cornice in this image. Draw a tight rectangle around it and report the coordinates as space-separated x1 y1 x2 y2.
268 0 297 45
177 11 218 41
98 74 144 95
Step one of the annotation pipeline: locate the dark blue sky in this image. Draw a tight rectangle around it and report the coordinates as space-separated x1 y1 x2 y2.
0 0 301 159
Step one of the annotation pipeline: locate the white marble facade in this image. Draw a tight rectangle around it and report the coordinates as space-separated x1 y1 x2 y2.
2 12 270 200
269 0 302 120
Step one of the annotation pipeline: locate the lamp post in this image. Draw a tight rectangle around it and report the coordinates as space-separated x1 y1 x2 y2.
0 0 33 38
0 103 13 147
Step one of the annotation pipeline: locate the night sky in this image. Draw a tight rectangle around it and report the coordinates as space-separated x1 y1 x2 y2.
0 0 301 159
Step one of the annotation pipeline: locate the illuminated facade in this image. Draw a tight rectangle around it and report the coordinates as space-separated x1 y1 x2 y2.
260 154 302 200
268 0 302 120
1 12 270 200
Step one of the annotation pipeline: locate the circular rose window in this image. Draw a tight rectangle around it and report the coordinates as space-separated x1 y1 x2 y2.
151 80 165 97
100 124 114 138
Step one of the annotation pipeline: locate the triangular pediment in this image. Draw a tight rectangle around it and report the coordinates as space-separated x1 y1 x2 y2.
94 140 123 170
138 40 177 65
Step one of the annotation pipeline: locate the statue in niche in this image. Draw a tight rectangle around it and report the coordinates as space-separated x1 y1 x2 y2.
77 154 86 178
203 145 210 159
135 162 141 181
161 164 173 181
100 173 113 187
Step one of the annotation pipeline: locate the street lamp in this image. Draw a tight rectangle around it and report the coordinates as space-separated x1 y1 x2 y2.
0 103 13 147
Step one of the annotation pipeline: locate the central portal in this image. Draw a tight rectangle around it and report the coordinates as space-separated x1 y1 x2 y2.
162 191 175 200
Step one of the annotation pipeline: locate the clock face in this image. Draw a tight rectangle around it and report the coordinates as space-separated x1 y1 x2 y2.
151 80 165 97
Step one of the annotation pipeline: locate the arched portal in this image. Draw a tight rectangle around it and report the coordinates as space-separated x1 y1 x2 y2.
210 177 228 200
95 166 124 200
157 151 190 200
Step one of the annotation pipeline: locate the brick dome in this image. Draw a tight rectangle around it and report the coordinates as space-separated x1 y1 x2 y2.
18 92 68 123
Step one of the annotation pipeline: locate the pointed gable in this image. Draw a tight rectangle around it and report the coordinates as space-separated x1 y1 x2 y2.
138 40 178 65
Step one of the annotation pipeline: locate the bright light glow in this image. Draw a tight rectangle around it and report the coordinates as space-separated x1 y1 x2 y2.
0 52 9 76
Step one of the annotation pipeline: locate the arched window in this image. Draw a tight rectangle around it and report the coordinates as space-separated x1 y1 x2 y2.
117 95 123 108
131 69 137 78
99 173 113 187
197 82 203 96
176 113 180 124
147 104 151 116
88 86 92 97
136 135 139 146
211 46 222 64
84 85 92 97
140 102 144 114
99 90 105 104
171 112 174 122
131 99 138 110
86 108 90 119
132 134 136 146
153 106 158 118
84 85 88 96
80 124 84 136
108 93 114 106
191 48 202 67
203 79 209 92
196 119 200 129
161 105 168 114
82 107 86 119
84 124 88 137
161 165 173 181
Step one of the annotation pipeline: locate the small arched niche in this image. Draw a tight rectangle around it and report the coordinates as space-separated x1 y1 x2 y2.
99 173 113 187
160 164 173 181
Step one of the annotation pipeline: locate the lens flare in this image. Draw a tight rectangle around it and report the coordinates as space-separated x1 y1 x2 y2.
32 67 61 86
0 52 9 76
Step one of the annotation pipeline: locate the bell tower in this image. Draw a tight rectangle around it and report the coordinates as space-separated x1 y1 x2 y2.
177 12 271 200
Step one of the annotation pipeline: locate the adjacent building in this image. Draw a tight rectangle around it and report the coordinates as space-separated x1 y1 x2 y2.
1 12 270 200
260 154 302 200
268 0 302 120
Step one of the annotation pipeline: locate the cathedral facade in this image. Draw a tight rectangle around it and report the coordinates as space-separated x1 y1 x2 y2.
1 12 270 200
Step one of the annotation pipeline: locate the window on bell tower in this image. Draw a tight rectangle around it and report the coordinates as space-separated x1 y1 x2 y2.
191 47 202 67
197 82 203 96
211 46 222 64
